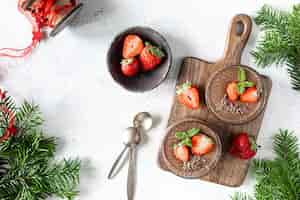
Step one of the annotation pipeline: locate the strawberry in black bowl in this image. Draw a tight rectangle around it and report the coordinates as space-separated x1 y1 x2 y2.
107 26 172 92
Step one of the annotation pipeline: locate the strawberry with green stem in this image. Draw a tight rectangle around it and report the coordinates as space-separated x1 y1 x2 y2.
139 42 165 71
229 132 259 160
176 81 200 109
173 128 200 162
120 58 140 77
173 128 215 161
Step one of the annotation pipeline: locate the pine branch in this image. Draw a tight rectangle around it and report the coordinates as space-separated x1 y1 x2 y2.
231 193 254 200
0 96 16 135
16 101 43 133
287 59 300 90
255 5 288 32
42 159 81 199
0 95 81 200
251 31 289 67
273 129 299 165
253 4 300 91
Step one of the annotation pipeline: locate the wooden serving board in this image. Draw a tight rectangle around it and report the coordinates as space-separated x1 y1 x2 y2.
158 14 272 187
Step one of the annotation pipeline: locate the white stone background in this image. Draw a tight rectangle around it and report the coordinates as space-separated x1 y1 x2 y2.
0 0 300 199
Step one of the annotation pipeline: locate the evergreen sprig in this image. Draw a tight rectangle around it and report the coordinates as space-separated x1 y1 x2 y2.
0 94 81 200
231 129 300 200
230 193 254 200
252 4 300 90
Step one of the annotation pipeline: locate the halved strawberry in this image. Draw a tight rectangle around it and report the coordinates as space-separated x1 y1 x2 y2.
240 87 259 103
121 58 139 77
173 145 190 162
226 81 239 101
122 35 144 59
191 134 215 156
139 42 165 71
176 82 200 109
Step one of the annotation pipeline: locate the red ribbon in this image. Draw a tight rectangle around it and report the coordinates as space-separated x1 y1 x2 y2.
0 0 76 58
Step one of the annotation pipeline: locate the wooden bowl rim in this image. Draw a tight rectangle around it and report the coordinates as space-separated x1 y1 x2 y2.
205 65 268 125
161 118 222 179
106 26 172 92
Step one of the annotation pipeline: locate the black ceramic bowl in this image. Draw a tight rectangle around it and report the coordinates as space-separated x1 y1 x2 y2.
107 26 172 92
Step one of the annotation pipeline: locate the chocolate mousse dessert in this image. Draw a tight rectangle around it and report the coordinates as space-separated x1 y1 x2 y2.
161 119 222 178
206 65 267 124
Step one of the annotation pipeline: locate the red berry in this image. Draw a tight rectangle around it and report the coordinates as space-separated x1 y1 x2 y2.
121 58 140 77
232 132 251 152
229 132 257 160
122 35 144 58
240 87 259 103
174 145 190 162
139 42 165 71
176 82 200 110
226 81 239 101
239 148 256 160
191 134 215 156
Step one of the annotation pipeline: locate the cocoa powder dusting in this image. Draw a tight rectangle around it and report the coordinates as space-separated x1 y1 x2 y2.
216 94 249 114
182 156 207 171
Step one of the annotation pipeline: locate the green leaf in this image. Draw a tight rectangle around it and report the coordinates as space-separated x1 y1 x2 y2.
0 96 81 200
237 82 246 94
243 81 255 88
231 192 254 200
252 4 300 91
238 67 247 82
175 131 187 140
16 101 43 133
237 81 255 94
179 138 192 147
187 128 200 137
176 81 192 95
0 128 5 138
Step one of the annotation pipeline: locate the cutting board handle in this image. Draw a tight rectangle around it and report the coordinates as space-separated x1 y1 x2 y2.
223 14 252 66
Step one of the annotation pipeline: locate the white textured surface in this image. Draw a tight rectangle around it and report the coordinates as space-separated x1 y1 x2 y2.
1 0 300 199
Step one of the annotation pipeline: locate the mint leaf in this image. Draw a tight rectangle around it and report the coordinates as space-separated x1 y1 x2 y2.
238 67 246 82
179 138 192 147
237 82 246 94
175 131 187 139
187 128 200 137
176 81 192 95
243 81 255 88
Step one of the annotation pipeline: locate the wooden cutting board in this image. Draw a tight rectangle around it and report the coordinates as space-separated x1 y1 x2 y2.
158 14 272 187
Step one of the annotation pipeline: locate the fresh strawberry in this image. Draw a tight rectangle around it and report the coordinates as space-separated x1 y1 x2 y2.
122 35 144 58
139 42 165 71
231 132 251 152
226 81 239 101
174 145 190 162
229 132 258 160
121 58 139 77
240 87 259 103
176 82 200 109
239 148 257 160
191 134 215 156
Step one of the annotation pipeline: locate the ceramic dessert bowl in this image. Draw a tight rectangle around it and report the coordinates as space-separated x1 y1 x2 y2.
161 119 222 178
107 26 172 92
205 65 267 125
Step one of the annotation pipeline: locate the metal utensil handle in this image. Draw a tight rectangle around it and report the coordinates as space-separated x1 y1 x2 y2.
107 145 128 179
127 145 136 200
